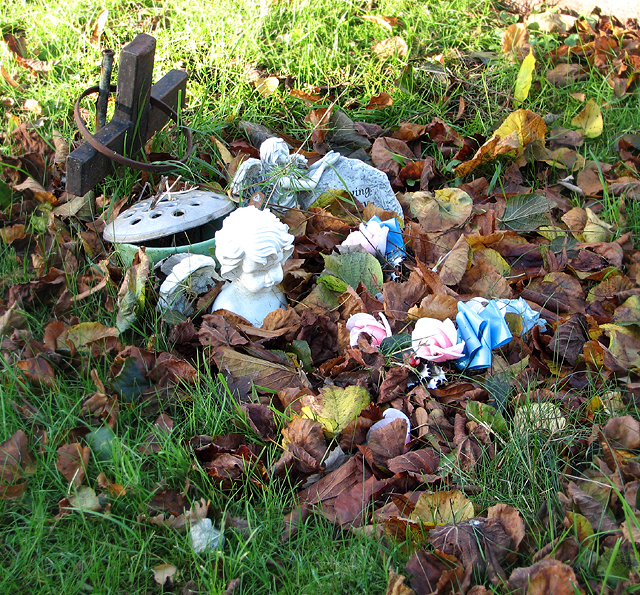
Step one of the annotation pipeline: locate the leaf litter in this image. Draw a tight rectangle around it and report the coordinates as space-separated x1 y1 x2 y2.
2 9 640 595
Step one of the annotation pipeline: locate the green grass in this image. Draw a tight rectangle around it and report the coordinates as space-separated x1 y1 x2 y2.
2 0 640 593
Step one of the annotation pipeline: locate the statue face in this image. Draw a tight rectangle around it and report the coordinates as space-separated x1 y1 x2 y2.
237 252 286 293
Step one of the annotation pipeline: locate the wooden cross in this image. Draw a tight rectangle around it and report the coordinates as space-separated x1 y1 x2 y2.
66 33 188 197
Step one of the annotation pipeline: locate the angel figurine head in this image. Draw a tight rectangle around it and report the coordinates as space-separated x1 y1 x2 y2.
213 206 294 326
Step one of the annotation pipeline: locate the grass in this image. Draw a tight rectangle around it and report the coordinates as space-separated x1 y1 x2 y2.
2 0 640 593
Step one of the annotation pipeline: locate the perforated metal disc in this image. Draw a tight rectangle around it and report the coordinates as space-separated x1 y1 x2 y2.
103 190 234 243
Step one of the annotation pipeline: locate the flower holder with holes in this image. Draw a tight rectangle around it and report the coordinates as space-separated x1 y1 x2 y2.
103 189 234 266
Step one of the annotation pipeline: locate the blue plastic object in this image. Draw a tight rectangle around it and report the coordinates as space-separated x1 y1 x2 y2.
455 300 513 371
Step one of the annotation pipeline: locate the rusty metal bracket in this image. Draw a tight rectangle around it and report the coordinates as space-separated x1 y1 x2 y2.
74 84 194 173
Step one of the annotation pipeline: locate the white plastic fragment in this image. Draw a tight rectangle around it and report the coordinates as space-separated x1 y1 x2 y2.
190 518 224 554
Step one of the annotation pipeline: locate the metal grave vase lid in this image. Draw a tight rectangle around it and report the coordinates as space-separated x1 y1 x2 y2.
103 189 234 244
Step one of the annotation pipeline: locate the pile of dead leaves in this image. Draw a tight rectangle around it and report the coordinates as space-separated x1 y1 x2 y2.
3 32 640 592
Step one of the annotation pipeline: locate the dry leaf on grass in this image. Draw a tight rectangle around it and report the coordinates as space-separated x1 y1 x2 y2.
373 37 408 59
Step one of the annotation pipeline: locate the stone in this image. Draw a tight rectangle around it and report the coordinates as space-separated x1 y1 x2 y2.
213 206 294 327
300 156 404 220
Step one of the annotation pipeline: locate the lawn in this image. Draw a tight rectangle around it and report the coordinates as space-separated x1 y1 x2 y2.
1 0 640 593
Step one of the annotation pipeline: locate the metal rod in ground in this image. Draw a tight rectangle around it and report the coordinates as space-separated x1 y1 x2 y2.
96 49 115 132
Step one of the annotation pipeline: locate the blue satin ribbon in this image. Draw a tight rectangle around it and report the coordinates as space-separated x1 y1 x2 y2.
368 215 405 265
455 300 513 371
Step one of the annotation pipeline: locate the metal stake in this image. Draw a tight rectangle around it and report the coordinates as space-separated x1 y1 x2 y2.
96 49 114 131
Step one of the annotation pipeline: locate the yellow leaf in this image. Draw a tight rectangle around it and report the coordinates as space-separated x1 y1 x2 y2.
494 109 547 151
582 207 613 243
212 137 233 166
514 48 536 104
254 76 279 97
410 490 475 524
571 99 603 138
301 385 370 437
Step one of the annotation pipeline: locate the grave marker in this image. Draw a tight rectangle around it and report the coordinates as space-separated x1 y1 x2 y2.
66 33 188 197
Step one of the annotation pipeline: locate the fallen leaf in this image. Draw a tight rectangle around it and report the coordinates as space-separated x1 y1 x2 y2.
604 416 640 449
429 517 513 585
410 490 475 525
409 188 473 232
571 99 603 138
386 567 415 595
302 385 370 436
502 23 529 55
56 443 90 488
1 65 24 91
254 76 279 97
366 92 393 110
499 193 552 232
153 564 177 587
514 48 536 105
90 9 109 45
362 15 397 33
405 549 464 595
116 248 150 333
437 234 469 286
507 559 582 595
0 430 36 499
373 37 408 59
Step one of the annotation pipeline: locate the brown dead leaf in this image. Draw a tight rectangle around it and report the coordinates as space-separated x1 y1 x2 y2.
386 567 416 595
429 517 513 585
0 430 36 499
546 63 588 87
387 449 440 480
17 357 56 389
372 37 408 59
507 559 582 595
90 9 109 45
405 549 464 595
604 415 640 450
289 89 324 103
487 503 526 558
371 137 416 178
1 65 24 91
549 313 589 367
0 223 27 245
502 23 529 55
438 234 469 286
56 443 90 488
362 418 408 472
362 15 398 33
408 294 459 322
567 481 618 533
97 472 127 498
366 92 393 110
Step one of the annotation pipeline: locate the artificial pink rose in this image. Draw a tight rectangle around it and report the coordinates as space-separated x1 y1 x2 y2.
411 317 465 362
346 312 392 347
341 220 388 255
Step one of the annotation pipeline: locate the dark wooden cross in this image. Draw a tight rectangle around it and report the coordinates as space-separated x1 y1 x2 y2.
66 33 188 197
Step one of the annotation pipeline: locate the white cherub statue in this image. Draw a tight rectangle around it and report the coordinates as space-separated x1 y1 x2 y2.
212 206 294 326
230 137 341 209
